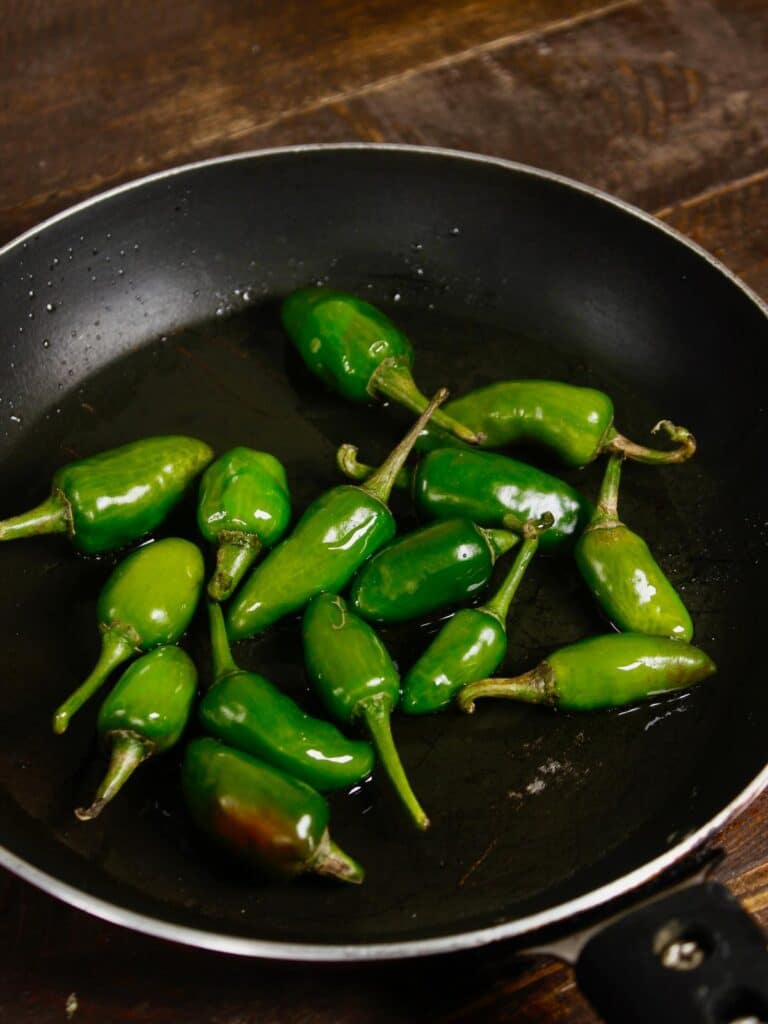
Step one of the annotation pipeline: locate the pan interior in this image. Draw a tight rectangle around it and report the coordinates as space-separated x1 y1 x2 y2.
0 148 766 950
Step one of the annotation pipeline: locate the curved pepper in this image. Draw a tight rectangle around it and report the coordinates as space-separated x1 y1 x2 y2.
0 436 213 554
303 593 429 831
457 633 716 712
182 737 364 884
198 447 291 601
338 445 589 555
281 287 482 443
402 514 552 714
575 455 693 640
200 602 374 791
349 518 519 624
416 381 696 468
226 390 447 641
52 538 204 734
76 646 197 820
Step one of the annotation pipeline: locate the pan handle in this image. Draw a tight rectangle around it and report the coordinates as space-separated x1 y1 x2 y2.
574 881 768 1024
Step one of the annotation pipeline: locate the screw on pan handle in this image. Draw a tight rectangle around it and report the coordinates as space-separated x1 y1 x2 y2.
574 881 768 1024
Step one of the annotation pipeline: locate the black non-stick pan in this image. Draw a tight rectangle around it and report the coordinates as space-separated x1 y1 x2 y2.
1 145 767 1021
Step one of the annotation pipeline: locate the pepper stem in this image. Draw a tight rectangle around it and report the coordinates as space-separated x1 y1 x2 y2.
590 453 624 527
370 358 484 444
457 665 555 714
360 694 430 831
208 532 262 602
0 491 70 542
52 630 136 734
360 389 448 506
336 445 411 489
481 513 554 623
479 525 520 561
311 830 365 885
75 732 153 821
208 600 239 681
604 420 696 464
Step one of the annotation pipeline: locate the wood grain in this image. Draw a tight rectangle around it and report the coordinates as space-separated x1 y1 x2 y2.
0 0 618 242
2 1 768 1021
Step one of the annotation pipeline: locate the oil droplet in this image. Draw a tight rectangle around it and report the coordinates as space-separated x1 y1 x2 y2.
28 289 35 298
393 292 402 302
449 226 461 235
411 242 423 252
42 339 50 349
46 302 56 312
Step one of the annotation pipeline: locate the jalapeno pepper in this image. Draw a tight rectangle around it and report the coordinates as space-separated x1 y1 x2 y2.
281 287 482 444
338 445 590 555
575 455 693 640
52 538 204 734
75 646 197 821
182 737 364 884
198 447 291 602
402 514 552 715
457 633 716 712
226 390 447 641
303 593 429 830
0 436 213 554
200 602 374 791
349 517 519 624
416 381 696 468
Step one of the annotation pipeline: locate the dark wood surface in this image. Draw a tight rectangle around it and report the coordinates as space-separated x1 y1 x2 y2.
2 2 767 1020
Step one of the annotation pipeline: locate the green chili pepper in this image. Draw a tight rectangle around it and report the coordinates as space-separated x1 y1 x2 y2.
338 445 589 555
575 455 693 640
402 514 552 715
75 646 197 821
199 602 374 791
457 633 716 713
53 538 204 734
281 287 482 444
349 518 519 624
0 436 213 554
303 593 429 831
226 390 447 641
197 447 291 602
417 381 696 468
182 737 364 884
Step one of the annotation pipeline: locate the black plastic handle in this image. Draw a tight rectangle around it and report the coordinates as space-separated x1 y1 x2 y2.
575 881 768 1024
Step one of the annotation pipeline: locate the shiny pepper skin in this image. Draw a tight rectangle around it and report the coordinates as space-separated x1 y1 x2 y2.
52 538 204 734
200 602 374 791
458 633 716 713
76 646 198 821
417 380 696 468
0 436 213 554
349 518 519 624
182 738 364 883
402 515 550 714
227 391 447 641
281 288 481 443
336 445 590 556
575 455 693 640
198 447 291 601
303 593 429 830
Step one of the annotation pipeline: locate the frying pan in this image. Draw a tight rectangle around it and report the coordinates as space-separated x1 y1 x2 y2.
1 145 767 1021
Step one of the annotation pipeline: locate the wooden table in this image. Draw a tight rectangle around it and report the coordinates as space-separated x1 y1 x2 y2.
2 2 767 1020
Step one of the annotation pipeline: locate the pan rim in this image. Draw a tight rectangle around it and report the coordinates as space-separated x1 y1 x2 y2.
1 142 767 961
